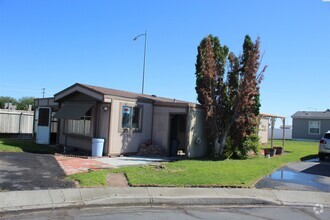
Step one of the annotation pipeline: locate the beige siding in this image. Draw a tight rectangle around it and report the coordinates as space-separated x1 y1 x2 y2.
186 106 208 158
97 103 111 155
152 106 186 152
259 117 269 144
109 99 153 155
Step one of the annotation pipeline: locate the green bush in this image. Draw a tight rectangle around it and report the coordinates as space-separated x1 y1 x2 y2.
223 133 260 159
242 133 261 155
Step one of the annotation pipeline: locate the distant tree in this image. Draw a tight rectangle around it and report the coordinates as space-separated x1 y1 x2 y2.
17 97 35 110
0 96 18 109
195 35 266 158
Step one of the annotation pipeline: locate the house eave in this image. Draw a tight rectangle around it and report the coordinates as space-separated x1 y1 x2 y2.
292 116 330 120
54 84 104 102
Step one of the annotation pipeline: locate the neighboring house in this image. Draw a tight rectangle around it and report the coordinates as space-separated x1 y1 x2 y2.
34 83 207 158
292 110 330 140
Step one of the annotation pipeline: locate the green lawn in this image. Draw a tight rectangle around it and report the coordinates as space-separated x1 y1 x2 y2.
69 140 318 188
0 138 55 154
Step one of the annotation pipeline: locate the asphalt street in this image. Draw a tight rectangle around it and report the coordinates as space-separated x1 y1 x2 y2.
256 159 330 192
0 152 75 191
1 206 329 220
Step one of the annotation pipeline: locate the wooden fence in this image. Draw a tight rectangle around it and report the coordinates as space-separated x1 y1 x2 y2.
0 109 34 135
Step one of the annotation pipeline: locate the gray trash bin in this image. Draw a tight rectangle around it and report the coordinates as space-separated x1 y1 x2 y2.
92 138 104 157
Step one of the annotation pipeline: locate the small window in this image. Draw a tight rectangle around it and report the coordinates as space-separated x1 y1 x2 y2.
38 108 50 126
121 106 142 131
309 121 320 135
65 108 92 136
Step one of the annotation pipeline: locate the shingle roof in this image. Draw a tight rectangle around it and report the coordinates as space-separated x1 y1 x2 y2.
292 110 330 119
79 83 190 105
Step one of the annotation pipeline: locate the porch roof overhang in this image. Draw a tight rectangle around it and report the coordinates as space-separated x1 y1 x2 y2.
54 84 109 103
259 113 285 119
260 113 286 148
54 103 93 119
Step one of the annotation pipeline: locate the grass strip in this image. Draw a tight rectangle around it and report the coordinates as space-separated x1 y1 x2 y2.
68 140 318 188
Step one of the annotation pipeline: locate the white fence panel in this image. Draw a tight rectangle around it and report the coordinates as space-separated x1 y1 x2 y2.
0 110 34 134
268 128 292 140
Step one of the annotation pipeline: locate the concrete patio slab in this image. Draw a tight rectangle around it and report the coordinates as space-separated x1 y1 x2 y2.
55 155 171 175
94 156 171 168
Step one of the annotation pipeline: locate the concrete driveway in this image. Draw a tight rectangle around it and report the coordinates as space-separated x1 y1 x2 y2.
255 158 330 192
0 152 75 191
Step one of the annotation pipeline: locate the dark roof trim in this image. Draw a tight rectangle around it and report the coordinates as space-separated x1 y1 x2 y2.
54 83 104 102
292 111 330 119
54 83 103 97
54 83 193 106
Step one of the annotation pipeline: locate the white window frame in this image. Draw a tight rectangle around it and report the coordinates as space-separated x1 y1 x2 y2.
120 105 143 132
308 121 321 135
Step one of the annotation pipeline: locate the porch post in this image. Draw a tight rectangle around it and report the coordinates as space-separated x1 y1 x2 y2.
270 117 275 148
282 118 285 148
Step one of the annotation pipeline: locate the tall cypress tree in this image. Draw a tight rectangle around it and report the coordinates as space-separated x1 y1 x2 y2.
228 36 265 158
195 35 228 156
195 35 265 158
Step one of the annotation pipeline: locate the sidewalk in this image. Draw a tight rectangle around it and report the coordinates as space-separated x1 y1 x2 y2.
1 187 330 213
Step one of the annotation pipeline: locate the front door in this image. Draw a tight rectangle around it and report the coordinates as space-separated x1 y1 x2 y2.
169 114 187 156
36 107 51 145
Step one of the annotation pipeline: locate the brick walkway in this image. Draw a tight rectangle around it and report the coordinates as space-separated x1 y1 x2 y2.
55 155 113 175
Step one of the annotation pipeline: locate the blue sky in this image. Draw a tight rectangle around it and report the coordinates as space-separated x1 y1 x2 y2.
0 0 330 126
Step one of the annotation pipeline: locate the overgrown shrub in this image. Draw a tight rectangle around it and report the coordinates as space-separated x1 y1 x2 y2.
222 133 260 159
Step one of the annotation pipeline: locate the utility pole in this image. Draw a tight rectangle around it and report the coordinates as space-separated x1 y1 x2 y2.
42 88 45 98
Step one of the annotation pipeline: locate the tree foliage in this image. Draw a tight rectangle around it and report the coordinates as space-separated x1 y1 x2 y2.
195 35 266 159
0 96 18 109
17 97 35 110
195 36 229 143
0 96 35 110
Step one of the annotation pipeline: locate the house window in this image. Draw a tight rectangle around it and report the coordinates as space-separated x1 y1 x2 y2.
309 121 320 135
65 109 92 136
121 106 142 130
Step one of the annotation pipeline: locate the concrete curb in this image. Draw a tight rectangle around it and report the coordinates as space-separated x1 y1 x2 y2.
0 187 329 213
